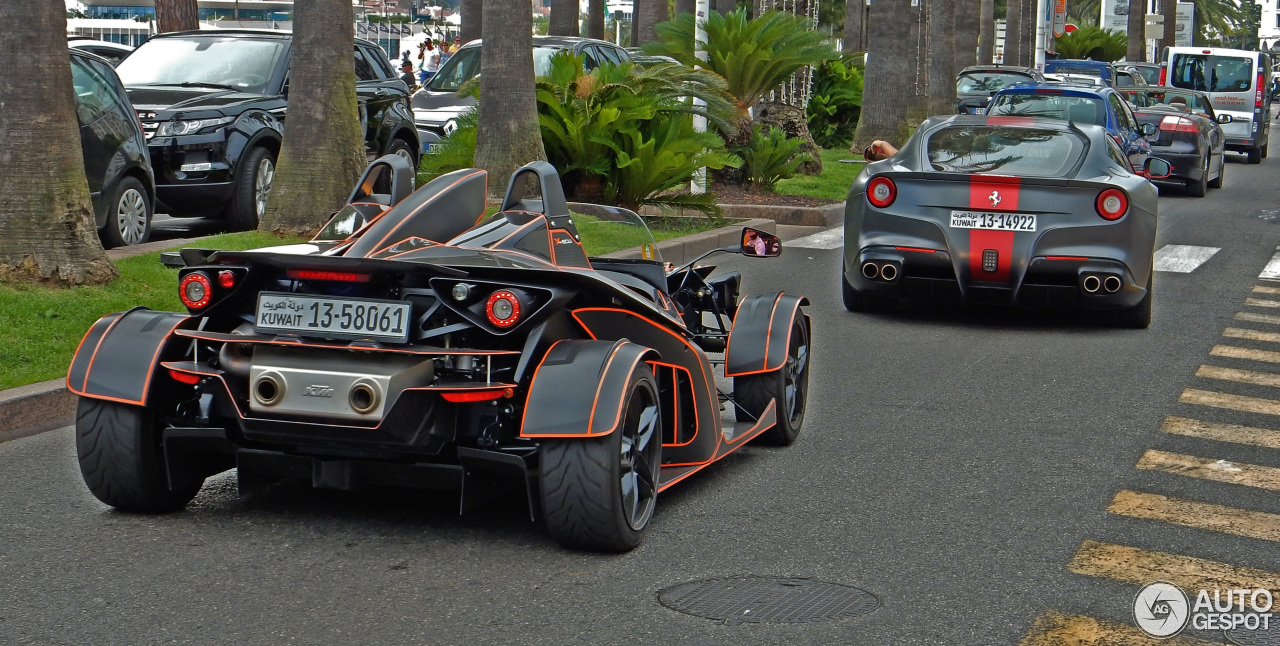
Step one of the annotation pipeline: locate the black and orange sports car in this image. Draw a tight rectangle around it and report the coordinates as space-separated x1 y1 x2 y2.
66 158 810 551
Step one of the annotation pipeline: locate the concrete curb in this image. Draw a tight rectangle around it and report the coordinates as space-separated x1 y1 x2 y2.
717 202 843 228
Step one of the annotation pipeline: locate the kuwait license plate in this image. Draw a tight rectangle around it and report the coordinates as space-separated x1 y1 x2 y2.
950 210 1036 232
255 292 411 342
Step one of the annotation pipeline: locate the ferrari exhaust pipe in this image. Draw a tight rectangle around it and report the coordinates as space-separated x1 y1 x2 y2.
1082 275 1101 294
349 379 381 415
1103 275 1122 293
879 263 898 281
253 371 285 406
862 262 880 279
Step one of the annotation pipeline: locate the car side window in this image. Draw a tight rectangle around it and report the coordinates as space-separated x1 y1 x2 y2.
363 45 395 79
1116 72 1133 87
69 56 118 125
1104 137 1131 170
1108 94 1134 131
599 46 624 66
353 47 377 81
581 46 600 71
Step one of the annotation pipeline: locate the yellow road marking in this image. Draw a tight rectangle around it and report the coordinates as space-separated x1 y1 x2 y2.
1196 364 1280 388
1069 540 1280 595
1254 286 1280 295
1161 416 1280 450
1180 388 1280 416
1235 312 1280 325
1136 449 1280 491
1245 298 1280 308
1108 490 1280 543
1210 345 1280 363
1224 327 1280 343
1020 611 1220 645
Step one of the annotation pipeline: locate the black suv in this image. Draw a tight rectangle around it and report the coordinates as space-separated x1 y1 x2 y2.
71 49 156 247
114 30 419 229
955 65 1045 115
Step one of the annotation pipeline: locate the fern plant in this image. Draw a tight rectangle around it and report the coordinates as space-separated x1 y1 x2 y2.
1052 26 1128 62
735 125 812 191
807 56 864 149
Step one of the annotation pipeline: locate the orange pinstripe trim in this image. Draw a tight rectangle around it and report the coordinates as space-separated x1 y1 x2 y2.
761 293 783 370
174 330 522 356
361 170 486 257
724 296 803 377
65 315 110 391
81 312 128 392
586 342 632 435
659 399 777 470
648 360 698 447
518 339 565 438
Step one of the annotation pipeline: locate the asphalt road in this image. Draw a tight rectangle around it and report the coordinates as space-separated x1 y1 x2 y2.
6 153 1280 645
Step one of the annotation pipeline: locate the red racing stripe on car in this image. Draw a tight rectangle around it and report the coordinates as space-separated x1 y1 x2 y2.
968 229 1015 282
986 116 1036 127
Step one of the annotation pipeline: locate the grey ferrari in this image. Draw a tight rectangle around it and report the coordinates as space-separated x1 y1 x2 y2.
842 115 1171 328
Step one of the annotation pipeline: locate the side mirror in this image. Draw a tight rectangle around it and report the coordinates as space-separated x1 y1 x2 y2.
1143 157 1172 179
1140 122 1159 137
741 227 781 258
1217 113 1233 124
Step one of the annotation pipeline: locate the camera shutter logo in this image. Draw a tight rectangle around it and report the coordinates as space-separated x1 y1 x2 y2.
1134 581 1191 638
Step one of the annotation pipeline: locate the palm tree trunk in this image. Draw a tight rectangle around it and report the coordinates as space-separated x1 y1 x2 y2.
155 0 199 33
715 0 735 15
630 0 644 46
551 0 579 35
676 0 696 18
843 0 867 53
978 0 994 64
259 0 366 236
588 0 606 39
635 0 668 46
461 0 483 42
475 0 547 198
1156 0 1178 57
1127 0 1146 62
1003 0 1022 66
853 0 921 150
954 0 979 69
0 0 115 286
928 0 957 116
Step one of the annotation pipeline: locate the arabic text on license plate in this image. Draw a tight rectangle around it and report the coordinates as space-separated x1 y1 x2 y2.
949 210 1036 232
255 293 411 342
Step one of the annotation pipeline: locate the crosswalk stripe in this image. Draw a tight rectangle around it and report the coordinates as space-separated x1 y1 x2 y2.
1153 245 1221 273
786 227 843 250
1224 327 1280 343
1020 611 1220 645
1162 416 1280 449
1136 449 1280 491
1255 285 1280 295
1210 344 1280 364
1260 251 1280 279
1196 364 1280 388
1235 312 1280 325
1245 298 1280 308
1069 540 1280 595
1108 490 1280 543
1180 388 1280 415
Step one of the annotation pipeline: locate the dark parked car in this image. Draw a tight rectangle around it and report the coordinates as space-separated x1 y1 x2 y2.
114 30 419 229
1127 88 1230 197
1126 62 1164 86
68 37 134 66
955 65 1045 114
987 82 1157 169
70 49 156 247
414 36 631 153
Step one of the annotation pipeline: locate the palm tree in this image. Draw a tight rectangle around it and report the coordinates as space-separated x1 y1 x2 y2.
1156 0 1178 57
676 0 696 18
588 0 605 39
635 0 668 46
259 0 366 235
1127 0 1146 62
461 0 482 42
954 0 979 69
852 0 920 150
1193 0 1247 46
551 0 579 35
155 0 198 32
474 0 547 197
843 0 867 53
1004 0 1022 65
928 0 957 117
978 0 995 64
0 0 116 286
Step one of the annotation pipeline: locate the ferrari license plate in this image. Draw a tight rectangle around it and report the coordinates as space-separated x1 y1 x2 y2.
255 293 411 342
949 210 1036 232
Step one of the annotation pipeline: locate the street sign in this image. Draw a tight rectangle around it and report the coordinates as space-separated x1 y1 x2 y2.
1065 23 1077 33
1053 0 1067 38
1175 2 1194 47
1145 13 1164 41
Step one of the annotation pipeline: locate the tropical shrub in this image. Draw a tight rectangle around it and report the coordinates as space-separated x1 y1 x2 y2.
1052 26 1128 62
416 110 478 185
807 56 863 149
735 125 813 190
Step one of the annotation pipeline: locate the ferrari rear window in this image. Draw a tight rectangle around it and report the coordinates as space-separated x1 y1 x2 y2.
926 126 1085 176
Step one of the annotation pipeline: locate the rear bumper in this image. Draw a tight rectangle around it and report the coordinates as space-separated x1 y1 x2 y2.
1148 150 1205 182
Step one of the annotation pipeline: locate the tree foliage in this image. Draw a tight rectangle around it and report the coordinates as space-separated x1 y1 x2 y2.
735 125 813 190
1052 25 1127 62
806 56 863 148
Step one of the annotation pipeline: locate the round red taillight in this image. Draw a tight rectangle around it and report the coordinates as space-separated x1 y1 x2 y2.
217 270 236 288
485 290 521 327
866 176 897 208
179 272 213 309
1095 188 1128 221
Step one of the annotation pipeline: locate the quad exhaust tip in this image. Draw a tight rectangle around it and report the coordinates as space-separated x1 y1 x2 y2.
253 372 284 406
879 263 898 281
1103 275 1122 293
861 262 879 279
349 380 381 415
1082 275 1101 293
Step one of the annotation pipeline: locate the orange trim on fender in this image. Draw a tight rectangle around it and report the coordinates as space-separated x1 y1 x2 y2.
656 400 777 490
80 312 128 392
360 170 487 256
724 296 803 377
648 360 699 448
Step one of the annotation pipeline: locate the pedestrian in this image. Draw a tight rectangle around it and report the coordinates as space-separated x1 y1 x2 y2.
422 41 440 83
439 39 453 64
399 59 418 91
861 140 898 161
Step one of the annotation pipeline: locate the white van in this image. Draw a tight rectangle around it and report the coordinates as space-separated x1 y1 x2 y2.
1161 47 1273 163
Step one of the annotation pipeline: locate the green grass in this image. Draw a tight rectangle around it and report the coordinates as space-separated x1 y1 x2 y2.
772 148 865 202
577 214 723 257
0 232 303 390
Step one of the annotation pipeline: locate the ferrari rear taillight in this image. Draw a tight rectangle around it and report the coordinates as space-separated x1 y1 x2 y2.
1095 189 1129 221
486 290 521 327
866 177 897 208
179 272 213 309
1158 115 1198 133
286 269 371 283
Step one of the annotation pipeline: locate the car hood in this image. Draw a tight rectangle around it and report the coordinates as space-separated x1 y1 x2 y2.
124 86 275 115
411 90 476 122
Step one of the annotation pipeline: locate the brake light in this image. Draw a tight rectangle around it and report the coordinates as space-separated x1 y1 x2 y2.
866 176 897 208
217 270 237 288
1036 89 1064 94
1096 189 1128 221
485 290 521 327
894 246 936 253
179 272 213 309
168 369 201 385
286 269 370 283
1158 115 1198 133
440 388 515 403
1258 72 1265 108
1159 67 1167 86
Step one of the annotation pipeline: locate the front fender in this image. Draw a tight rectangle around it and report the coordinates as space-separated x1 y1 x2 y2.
66 308 191 406
724 293 809 377
519 339 659 438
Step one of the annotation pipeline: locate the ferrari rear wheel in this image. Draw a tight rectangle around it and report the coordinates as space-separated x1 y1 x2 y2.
842 269 895 313
1111 272 1153 329
1186 157 1208 197
1208 155 1226 189
539 365 661 552
75 398 202 512
735 312 809 446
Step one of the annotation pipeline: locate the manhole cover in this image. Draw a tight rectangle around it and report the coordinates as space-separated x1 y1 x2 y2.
1226 622 1280 646
657 576 879 625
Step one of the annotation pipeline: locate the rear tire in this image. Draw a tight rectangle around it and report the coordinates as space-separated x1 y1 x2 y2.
1263 142 1270 159
1111 273 1153 329
539 365 661 552
734 312 809 446
1186 156 1208 197
75 398 202 512
99 176 152 248
841 267 895 313
226 146 275 230
1208 155 1225 189
1248 146 1262 164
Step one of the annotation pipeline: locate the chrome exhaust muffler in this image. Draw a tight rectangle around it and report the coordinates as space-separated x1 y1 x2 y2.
862 262 880 279
879 263 898 281
1082 275 1101 294
253 371 285 406
348 379 381 415
1103 275 1122 293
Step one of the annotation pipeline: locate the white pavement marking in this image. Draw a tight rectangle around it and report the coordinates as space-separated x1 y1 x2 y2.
1262 251 1280 279
787 227 844 250
1153 244 1220 273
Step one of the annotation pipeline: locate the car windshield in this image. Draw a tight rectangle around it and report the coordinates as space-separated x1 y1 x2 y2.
567 203 661 261
115 36 285 94
426 46 562 92
1169 54 1254 93
956 72 1032 94
926 126 1086 177
1130 90 1212 115
987 93 1107 126
1053 66 1104 77
1133 66 1161 84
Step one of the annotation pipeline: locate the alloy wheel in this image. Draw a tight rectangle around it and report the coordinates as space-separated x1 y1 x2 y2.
254 157 275 217
115 188 147 246
618 386 660 531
